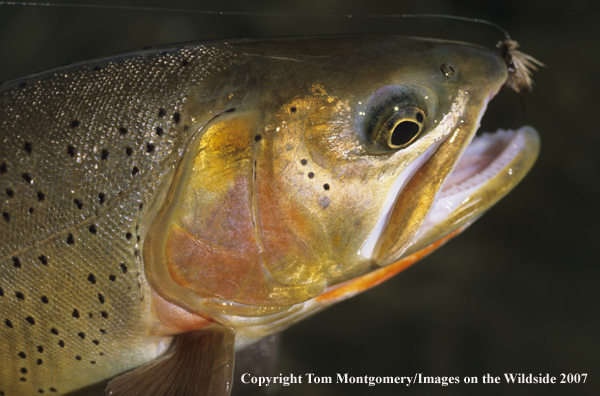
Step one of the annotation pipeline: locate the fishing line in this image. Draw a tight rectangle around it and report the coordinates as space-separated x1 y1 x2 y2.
3 0 544 93
0 1 511 39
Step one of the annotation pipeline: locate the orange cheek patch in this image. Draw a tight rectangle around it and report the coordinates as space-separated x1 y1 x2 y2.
316 227 464 305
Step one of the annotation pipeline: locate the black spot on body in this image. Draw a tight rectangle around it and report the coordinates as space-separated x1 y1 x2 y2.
37 192 45 201
20 368 27 374
98 193 106 204
67 146 76 158
300 159 308 165
50 388 57 393
66 234 75 245
58 340 65 347
40 296 48 304
131 166 139 176
290 106 297 113
37 346 43 353
181 60 189 66
37 359 42 365
323 183 330 190
98 293 105 304
158 108 166 118
73 199 83 209
28 207 34 214
108 275 116 282
89 225 97 234
173 112 181 124
5 189 13 197
125 232 132 240
72 309 79 318
126 147 133 156
120 263 128 273
24 142 32 153
101 311 108 318
18 351 26 358
38 255 48 265
12 257 21 268
90 361 96 364
2 212 9 222
50 328 58 335
5 319 13 328
254 135 262 142
155 127 164 136
119 127 128 135
0 162 7 173
308 172 315 179
101 149 109 160
70 120 80 128
25 316 35 325
76 355 82 360
146 143 155 153
77 332 85 339
15 292 24 300
87 273 96 284
92 340 100 345
0 287 3 296
100 329 106 334
22 173 32 183
19 377 25 382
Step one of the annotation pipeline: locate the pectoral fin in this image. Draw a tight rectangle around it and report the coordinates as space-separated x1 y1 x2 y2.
105 326 235 396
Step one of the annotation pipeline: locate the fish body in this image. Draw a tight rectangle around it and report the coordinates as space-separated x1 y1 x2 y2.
0 36 539 395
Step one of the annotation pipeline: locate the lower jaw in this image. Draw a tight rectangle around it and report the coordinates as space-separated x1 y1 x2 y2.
406 126 540 256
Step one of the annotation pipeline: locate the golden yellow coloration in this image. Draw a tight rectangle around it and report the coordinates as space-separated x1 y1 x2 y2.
0 36 539 395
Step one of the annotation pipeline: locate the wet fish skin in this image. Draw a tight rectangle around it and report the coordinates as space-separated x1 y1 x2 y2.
0 43 238 395
0 36 536 395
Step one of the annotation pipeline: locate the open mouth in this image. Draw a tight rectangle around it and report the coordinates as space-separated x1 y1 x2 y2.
360 117 539 262
405 125 540 257
421 127 539 231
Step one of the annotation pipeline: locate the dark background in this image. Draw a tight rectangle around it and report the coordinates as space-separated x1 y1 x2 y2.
0 1 597 395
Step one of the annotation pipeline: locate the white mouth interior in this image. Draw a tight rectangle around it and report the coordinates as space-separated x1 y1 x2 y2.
359 127 529 261
421 128 526 230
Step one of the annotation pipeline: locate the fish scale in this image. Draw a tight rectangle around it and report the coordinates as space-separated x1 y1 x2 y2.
0 45 236 395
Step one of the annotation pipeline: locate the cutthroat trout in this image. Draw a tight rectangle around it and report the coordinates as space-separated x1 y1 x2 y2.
0 35 539 395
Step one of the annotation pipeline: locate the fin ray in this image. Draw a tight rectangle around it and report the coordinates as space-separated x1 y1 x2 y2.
106 327 235 396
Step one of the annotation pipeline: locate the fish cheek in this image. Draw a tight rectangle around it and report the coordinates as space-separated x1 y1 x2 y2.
255 89 387 285
146 114 323 313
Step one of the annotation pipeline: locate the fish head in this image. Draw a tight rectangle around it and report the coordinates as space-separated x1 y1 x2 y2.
144 36 539 326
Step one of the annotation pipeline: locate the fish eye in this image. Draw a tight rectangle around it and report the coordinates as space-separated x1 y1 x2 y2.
358 84 436 153
374 107 427 150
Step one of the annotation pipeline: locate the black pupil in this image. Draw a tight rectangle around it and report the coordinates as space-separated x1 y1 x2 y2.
391 121 420 146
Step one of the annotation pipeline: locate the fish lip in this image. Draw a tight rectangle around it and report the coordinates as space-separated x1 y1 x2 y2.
408 125 540 254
